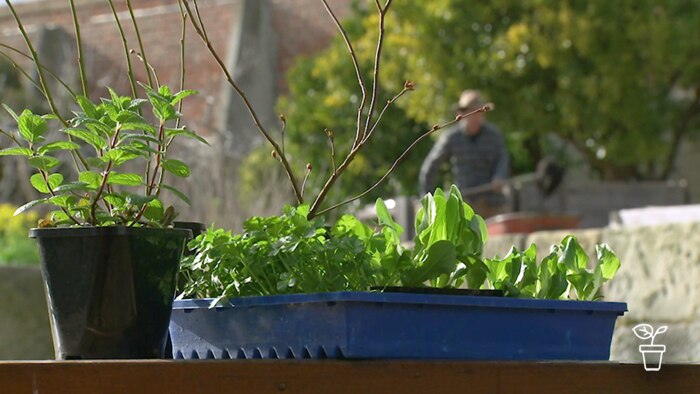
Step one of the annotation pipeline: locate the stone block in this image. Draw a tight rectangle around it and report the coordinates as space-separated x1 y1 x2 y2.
0 266 53 360
602 222 700 321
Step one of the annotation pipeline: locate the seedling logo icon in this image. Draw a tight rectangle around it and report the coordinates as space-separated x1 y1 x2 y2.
633 324 667 371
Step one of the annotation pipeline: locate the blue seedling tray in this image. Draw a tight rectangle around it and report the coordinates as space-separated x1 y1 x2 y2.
169 291 627 360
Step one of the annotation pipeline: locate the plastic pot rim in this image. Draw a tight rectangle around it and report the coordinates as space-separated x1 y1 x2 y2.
29 226 192 238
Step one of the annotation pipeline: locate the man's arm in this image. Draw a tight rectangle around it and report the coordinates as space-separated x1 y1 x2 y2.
419 132 451 195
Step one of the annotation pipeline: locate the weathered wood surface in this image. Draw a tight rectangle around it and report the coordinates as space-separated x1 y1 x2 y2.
0 360 697 393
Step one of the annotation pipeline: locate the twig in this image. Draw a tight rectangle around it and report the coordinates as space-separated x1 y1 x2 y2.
362 82 411 144
125 0 154 88
311 105 492 217
362 0 392 140
106 0 138 98
301 163 312 198
176 0 188 129
68 0 88 96
0 44 77 98
325 128 336 174
182 0 303 204
321 0 367 148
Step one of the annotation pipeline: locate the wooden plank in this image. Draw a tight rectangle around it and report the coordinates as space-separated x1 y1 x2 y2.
0 360 698 394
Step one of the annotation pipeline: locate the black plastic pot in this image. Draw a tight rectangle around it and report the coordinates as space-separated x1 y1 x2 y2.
30 226 191 360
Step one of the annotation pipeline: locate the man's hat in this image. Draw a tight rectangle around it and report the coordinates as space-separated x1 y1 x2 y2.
457 90 494 111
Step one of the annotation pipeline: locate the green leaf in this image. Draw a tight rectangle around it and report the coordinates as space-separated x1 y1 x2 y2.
171 89 198 104
561 236 589 271
161 159 190 177
79 171 102 189
28 156 60 171
144 198 164 221
30 173 63 193
37 141 80 155
0 147 33 157
103 193 126 208
103 149 141 167
53 181 93 193
596 244 621 280
164 127 209 145
14 198 49 215
118 133 161 146
107 172 144 186
158 85 172 97
63 128 107 150
125 193 156 207
49 195 75 208
18 109 47 143
86 157 107 170
160 184 191 205
403 240 456 286
75 95 99 119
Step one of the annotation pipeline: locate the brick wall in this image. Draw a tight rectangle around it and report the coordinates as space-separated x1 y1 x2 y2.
1 0 352 135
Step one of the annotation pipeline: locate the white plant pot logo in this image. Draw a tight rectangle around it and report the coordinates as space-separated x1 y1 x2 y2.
632 324 667 371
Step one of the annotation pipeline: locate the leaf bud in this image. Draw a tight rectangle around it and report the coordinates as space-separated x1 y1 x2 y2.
404 80 415 91
279 113 286 122
306 163 312 171
271 150 278 159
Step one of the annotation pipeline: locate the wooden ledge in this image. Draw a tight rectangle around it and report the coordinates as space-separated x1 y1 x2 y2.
0 360 698 393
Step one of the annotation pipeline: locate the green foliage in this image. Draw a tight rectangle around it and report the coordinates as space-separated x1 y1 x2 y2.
0 86 207 227
285 1 700 180
485 236 621 301
0 204 40 265
180 185 620 302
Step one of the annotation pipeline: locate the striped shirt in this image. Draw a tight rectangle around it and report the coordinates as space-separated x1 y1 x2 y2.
419 121 509 199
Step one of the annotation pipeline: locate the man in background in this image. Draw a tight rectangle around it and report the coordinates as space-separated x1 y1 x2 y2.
419 90 510 218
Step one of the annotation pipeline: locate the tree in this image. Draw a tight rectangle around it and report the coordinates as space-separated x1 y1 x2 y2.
242 0 700 211
377 0 700 179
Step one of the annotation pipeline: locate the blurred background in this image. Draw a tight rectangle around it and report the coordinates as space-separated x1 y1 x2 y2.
1 0 699 362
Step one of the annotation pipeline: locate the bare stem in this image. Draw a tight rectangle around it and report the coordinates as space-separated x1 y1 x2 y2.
311 106 491 218
68 0 88 96
5 0 88 171
39 169 81 225
321 0 367 148
362 0 392 140
125 0 154 88
0 44 77 98
301 164 312 198
182 0 303 204
362 86 408 144
106 0 138 98
325 128 336 174
176 0 188 129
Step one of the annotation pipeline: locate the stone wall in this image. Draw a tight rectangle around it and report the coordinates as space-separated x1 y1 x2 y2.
0 267 53 360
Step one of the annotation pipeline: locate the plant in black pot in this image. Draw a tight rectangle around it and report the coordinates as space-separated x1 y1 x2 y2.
0 85 206 359
0 0 210 359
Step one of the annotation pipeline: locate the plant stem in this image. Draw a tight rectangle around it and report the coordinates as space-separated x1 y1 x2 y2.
0 45 77 99
321 0 367 148
106 0 138 99
176 0 188 129
5 0 88 172
182 0 303 204
68 0 88 97
39 169 81 225
311 106 491 217
362 0 392 141
125 0 154 88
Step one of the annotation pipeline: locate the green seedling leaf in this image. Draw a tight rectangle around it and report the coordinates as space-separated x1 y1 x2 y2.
28 156 60 171
161 184 191 206
403 240 456 287
37 141 80 155
143 198 164 222
86 157 107 170
596 244 621 280
30 173 63 193
158 85 172 97
14 198 49 215
106 172 144 186
118 133 161 146
63 128 107 150
162 159 190 177
18 109 47 143
103 193 126 209
561 236 589 271
0 147 33 157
